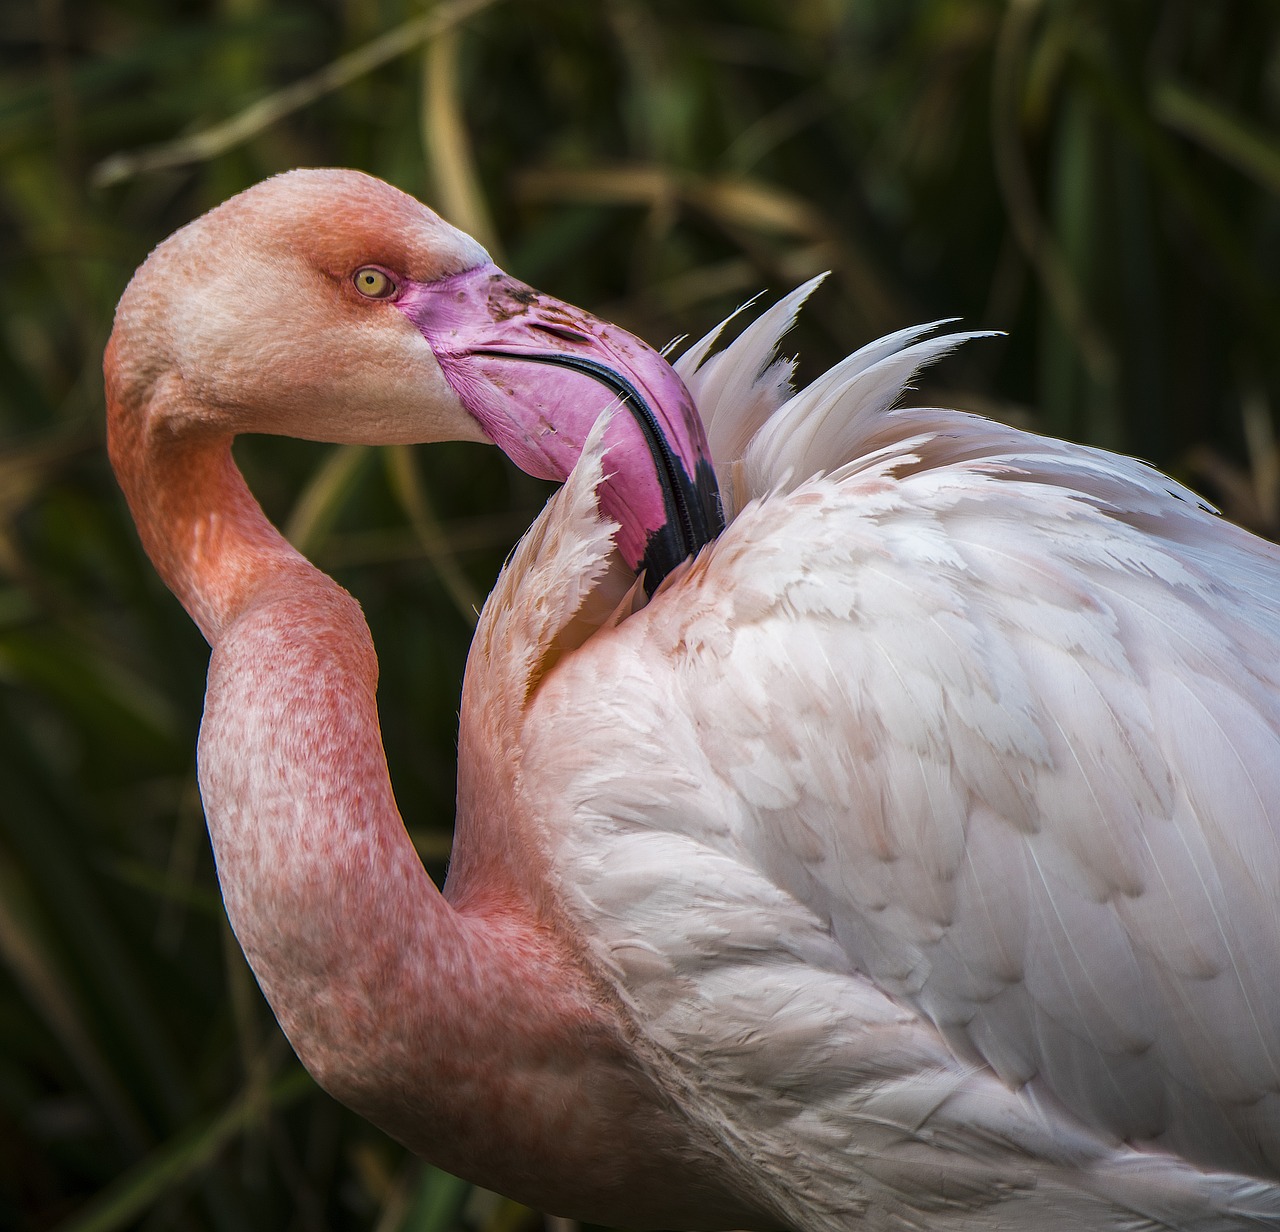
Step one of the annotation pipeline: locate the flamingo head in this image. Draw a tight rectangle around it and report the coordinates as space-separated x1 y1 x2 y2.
106 168 722 588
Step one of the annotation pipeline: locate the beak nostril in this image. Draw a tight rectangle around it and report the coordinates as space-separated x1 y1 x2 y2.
529 322 592 346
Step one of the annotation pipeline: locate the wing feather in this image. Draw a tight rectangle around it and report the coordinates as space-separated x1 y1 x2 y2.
501 297 1280 1223
668 453 1280 1175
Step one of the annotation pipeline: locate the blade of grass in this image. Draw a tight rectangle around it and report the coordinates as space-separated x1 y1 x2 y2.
0 707 194 1126
0 850 149 1152
990 0 1115 386
52 1068 313 1232
1079 52 1280 346
1154 80 1280 199
421 25 501 258
1242 382 1278 525
394 1166 473 1232
517 165 829 237
282 444 372 557
517 164 900 324
92 0 509 187
386 446 481 627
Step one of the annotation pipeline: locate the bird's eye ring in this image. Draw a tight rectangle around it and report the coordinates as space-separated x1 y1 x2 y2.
353 267 398 299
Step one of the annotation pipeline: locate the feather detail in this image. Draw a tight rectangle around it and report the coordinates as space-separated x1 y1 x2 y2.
477 286 1280 1228
740 323 998 498
675 275 826 514
473 412 621 705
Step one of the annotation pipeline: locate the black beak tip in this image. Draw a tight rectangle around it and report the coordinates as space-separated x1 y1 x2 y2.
640 457 725 595
639 529 687 597
488 347 726 593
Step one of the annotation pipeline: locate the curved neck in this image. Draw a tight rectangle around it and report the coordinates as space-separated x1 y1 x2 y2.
107 373 483 1108
107 379 308 645
105 373 684 1211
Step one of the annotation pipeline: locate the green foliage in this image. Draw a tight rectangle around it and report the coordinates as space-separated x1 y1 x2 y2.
2 1 1277 1228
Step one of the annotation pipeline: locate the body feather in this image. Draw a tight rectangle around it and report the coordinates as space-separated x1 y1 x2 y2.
465 292 1280 1229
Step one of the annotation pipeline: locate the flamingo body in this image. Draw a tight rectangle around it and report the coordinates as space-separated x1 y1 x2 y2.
467 293 1280 1227
106 172 1280 1230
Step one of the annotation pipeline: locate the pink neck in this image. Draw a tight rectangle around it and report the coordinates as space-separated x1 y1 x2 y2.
104 376 720 1215
106 378 479 1101
106 379 304 644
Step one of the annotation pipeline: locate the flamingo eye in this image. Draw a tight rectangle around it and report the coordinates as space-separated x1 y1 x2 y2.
353 267 397 299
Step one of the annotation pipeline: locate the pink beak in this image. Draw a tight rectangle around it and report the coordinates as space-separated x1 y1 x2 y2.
397 263 722 591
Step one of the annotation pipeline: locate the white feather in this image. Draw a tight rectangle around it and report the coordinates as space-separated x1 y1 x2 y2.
480 289 1280 1228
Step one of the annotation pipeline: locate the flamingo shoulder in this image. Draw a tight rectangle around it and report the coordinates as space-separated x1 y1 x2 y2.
505 463 1277 1220
478 304 1280 1224
509 309 1280 1219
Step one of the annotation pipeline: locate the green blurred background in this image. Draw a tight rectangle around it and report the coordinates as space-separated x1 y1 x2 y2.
2 1 1278 1228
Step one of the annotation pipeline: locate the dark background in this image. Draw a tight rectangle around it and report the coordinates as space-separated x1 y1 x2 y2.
2 1 1278 1228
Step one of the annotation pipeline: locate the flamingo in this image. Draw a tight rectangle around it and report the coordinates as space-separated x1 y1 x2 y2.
105 169 1280 1230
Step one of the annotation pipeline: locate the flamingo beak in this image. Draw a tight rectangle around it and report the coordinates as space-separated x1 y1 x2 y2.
397 262 723 592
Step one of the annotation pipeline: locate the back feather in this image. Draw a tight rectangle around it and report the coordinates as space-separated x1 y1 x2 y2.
481 286 1280 1229
674 276 821 493
675 284 997 516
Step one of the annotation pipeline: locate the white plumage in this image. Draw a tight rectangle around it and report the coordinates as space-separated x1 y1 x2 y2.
462 281 1280 1229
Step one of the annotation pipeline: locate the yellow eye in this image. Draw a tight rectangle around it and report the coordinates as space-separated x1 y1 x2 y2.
353 267 396 299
